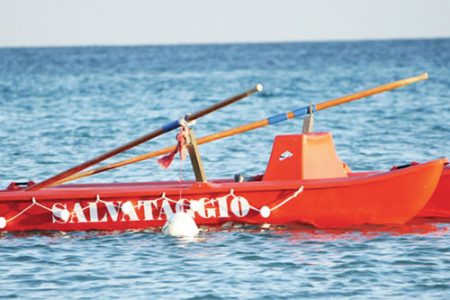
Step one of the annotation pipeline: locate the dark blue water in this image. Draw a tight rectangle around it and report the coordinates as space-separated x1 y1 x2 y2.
1 39 450 299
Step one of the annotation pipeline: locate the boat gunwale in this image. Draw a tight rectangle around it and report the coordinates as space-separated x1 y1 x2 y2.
0 158 446 202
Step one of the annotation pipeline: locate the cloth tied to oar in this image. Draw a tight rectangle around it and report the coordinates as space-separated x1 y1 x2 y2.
157 118 191 169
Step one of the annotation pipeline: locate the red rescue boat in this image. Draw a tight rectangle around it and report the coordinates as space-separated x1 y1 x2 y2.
0 133 446 231
1 73 443 231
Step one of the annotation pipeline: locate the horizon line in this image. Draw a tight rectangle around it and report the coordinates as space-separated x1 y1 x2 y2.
1 36 449 50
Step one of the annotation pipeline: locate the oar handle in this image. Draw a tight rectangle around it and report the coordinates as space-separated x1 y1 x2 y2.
160 84 263 133
26 85 263 191
316 73 429 111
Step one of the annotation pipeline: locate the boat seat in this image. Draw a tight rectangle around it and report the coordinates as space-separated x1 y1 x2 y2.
263 132 348 181
6 181 36 191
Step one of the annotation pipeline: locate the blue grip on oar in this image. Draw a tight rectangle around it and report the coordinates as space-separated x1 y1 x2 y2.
268 104 317 125
162 120 180 133
268 113 288 125
267 113 288 125
292 104 316 118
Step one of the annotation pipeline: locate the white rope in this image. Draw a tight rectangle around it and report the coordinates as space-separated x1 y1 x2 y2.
0 185 304 228
4 197 55 226
267 186 304 212
247 186 304 214
5 201 35 222
32 197 54 212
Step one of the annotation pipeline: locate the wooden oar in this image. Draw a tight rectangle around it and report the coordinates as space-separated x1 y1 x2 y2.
315 72 428 111
52 73 428 186
26 84 263 191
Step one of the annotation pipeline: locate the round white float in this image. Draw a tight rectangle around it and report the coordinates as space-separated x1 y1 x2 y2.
260 206 271 218
0 217 6 229
162 211 199 237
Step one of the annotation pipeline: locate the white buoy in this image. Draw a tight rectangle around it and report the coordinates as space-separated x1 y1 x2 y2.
260 206 271 218
121 201 134 215
0 217 6 229
52 207 70 222
162 211 199 237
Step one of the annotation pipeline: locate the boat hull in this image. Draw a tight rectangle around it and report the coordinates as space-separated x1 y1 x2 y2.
0 158 445 231
417 164 450 218
349 163 450 218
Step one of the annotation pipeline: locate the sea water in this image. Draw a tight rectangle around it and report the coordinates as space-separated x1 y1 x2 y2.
0 39 449 299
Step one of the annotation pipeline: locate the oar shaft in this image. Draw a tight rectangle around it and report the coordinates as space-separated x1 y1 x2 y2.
316 73 428 111
53 73 429 185
188 84 263 121
55 145 179 185
27 85 263 191
54 119 270 185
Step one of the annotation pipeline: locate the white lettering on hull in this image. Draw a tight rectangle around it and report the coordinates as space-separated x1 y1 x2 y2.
51 194 252 224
